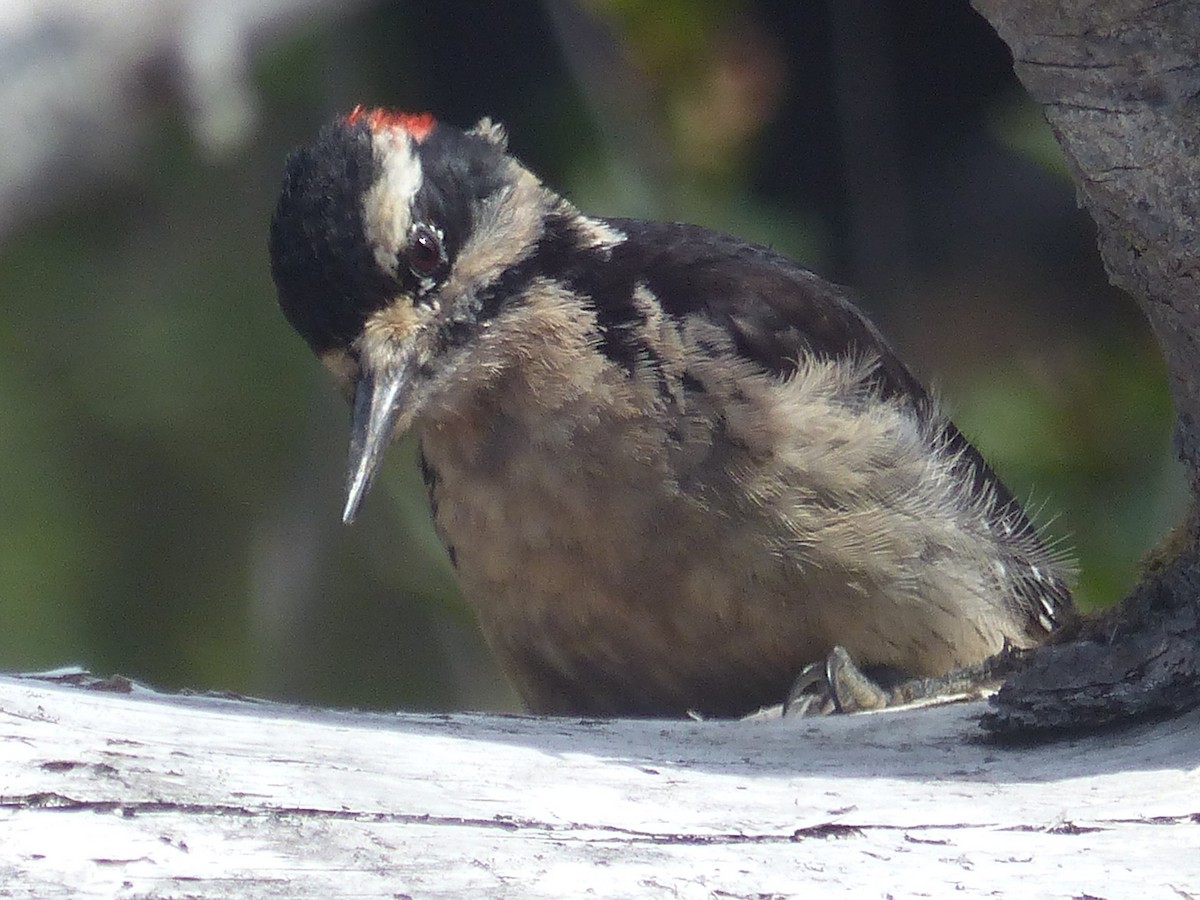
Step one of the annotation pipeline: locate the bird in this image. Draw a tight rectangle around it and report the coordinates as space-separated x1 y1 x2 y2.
268 107 1075 718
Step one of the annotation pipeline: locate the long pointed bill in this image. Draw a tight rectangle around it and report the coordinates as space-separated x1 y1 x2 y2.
342 364 413 525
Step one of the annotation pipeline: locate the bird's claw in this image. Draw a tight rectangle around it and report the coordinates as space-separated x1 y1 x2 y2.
782 645 889 717
780 643 1036 718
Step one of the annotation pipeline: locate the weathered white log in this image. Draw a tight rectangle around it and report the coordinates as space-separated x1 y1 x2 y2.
1 671 1197 898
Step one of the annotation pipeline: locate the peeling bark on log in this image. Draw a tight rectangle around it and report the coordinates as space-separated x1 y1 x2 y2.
970 0 1200 734
2 671 1199 898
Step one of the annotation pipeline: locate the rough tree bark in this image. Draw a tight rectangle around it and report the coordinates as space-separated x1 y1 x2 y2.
970 0 1200 733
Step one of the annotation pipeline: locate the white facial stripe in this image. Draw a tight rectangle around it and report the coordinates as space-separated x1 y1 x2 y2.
362 129 424 276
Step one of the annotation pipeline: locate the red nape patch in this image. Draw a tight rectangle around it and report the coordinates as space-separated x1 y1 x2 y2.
345 106 436 141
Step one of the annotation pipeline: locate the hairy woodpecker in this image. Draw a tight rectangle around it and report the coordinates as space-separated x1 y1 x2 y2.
268 108 1074 717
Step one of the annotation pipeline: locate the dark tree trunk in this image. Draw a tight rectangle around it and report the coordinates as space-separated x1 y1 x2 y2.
970 0 1200 733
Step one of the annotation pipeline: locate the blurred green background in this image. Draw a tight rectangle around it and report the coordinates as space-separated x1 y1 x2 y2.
0 0 1184 712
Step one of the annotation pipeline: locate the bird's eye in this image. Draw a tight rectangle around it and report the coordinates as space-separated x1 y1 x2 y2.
407 224 443 278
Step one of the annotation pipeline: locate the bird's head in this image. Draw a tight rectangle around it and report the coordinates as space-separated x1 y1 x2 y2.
269 108 557 523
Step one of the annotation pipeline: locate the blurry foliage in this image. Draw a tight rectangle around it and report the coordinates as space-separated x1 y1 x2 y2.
988 93 1073 182
0 0 1184 710
953 340 1183 609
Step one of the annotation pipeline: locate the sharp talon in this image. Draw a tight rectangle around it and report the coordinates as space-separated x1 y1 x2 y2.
782 646 894 717
826 645 889 713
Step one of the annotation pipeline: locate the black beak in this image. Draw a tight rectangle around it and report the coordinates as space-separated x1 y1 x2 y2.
342 363 413 524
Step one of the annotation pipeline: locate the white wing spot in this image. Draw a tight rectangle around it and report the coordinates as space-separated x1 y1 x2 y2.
576 216 626 250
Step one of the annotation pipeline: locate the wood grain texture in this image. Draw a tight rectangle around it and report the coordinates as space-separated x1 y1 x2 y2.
2 672 1198 898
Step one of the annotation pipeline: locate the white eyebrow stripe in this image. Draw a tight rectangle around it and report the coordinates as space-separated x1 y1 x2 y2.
362 129 423 276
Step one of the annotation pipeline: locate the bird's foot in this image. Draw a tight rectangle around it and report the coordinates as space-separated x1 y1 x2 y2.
781 644 1034 718
782 646 890 717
